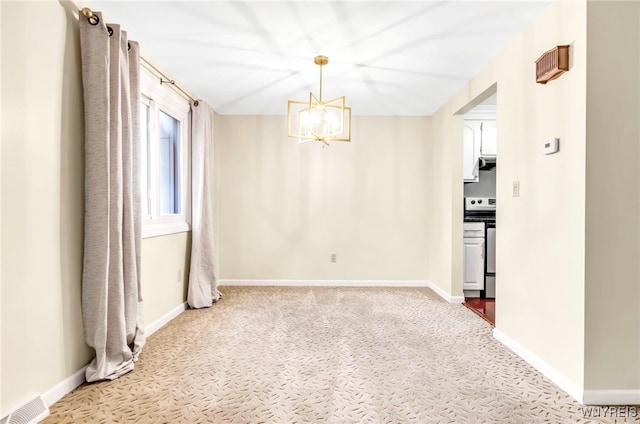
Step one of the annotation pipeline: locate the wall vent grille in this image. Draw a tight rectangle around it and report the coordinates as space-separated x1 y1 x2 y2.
535 45 570 84
0 394 49 424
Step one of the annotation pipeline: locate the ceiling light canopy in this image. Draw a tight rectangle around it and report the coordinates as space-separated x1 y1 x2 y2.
287 55 351 146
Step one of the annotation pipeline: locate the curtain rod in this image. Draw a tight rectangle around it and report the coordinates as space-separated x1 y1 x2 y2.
79 7 200 106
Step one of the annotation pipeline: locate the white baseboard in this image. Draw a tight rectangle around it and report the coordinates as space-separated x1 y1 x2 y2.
42 366 88 407
493 328 584 404
39 301 187 410
218 279 464 304
218 279 430 288
494 328 640 405
426 281 465 303
145 302 188 337
582 390 640 406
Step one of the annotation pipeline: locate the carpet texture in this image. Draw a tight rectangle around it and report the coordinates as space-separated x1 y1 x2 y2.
44 287 632 423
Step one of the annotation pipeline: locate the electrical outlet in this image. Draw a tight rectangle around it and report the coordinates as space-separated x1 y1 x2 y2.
512 180 520 197
177 269 182 281
542 137 559 154
330 253 337 263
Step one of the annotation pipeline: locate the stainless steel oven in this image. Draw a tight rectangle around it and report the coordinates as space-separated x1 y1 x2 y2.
464 197 496 299
485 222 496 298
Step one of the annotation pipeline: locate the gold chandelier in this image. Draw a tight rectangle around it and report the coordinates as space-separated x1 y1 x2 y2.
287 55 351 146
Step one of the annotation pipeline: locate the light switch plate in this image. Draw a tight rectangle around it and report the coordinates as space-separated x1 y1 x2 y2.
512 180 520 197
543 137 559 154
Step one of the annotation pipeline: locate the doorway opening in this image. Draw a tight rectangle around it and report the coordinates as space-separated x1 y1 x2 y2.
461 86 497 326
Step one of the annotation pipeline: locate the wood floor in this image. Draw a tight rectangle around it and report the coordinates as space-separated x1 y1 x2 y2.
463 298 495 326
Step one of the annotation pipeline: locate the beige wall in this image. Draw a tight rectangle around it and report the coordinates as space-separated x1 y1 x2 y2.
1 1 90 411
584 1 640 391
427 0 588 388
428 0 640 396
0 1 190 412
0 0 3 408
142 233 191 325
425 106 464 296
214 115 431 281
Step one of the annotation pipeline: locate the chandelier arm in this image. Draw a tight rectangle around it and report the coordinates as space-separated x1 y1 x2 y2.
309 128 328 146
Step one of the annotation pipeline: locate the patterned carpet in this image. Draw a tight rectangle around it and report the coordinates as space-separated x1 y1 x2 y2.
44 286 631 423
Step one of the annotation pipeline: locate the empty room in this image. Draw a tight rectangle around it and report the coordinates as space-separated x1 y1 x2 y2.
1 0 639 423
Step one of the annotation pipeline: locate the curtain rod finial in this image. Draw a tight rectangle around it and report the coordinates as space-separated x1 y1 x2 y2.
81 8 94 19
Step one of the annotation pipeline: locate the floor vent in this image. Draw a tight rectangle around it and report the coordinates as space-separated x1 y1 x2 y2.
0 394 49 424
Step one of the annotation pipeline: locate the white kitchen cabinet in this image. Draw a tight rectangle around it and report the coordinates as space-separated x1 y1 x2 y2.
480 120 497 157
463 238 485 290
463 119 496 182
463 121 481 182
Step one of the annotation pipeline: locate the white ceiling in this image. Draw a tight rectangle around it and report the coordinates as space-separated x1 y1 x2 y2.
88 1 552 116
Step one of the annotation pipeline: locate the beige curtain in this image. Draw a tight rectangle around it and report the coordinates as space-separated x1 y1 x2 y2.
187 101 221 308
79 12 145 382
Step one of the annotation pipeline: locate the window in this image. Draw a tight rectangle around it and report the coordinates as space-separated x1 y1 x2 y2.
140 67 191 238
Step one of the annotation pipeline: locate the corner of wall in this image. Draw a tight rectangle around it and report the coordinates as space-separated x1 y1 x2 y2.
584 0 640 395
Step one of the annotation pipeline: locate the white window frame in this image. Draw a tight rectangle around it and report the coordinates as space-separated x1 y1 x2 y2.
140 67 191 238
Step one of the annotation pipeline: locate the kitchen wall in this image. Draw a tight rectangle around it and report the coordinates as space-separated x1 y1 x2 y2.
426 0 640 400
214 115 431 281
1 1 191 412
463 169 496 198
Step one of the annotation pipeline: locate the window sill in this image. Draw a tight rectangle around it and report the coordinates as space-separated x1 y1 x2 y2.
142 222 191 239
